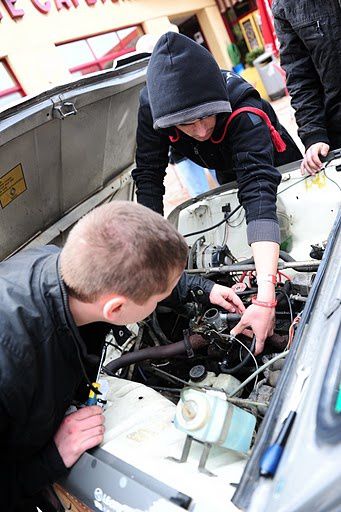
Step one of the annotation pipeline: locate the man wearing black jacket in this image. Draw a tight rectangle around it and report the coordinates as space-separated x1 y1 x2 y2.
132 32 301 354
272 0 341 175
0 201 243 511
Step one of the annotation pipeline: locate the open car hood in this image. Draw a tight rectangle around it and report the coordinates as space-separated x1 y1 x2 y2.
0 56 148 260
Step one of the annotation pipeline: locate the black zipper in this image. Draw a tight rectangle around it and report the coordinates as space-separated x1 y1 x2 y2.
193 145 210 169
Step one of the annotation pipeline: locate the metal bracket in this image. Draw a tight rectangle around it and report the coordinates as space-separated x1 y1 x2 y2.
52 97 78 119
167 435 216 477
183 329 195 358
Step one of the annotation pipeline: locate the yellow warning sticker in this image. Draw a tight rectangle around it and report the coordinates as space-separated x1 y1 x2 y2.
0 164 27 208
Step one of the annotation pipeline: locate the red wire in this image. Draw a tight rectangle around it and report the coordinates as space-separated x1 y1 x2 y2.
239 271 247 283
277 270 291 282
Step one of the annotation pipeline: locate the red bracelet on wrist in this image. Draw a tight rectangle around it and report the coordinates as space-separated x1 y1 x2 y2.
252 297 277 308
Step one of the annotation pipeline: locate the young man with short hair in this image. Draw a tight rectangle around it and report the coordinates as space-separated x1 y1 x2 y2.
0 201 243 511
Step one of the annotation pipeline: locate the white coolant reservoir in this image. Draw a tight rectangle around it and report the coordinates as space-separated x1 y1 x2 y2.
174 388 256 454
188 364 242 396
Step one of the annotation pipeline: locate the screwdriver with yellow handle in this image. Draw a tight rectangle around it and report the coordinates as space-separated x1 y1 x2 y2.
85 344 107 406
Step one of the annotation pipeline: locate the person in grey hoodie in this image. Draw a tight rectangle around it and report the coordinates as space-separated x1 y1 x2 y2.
132 32 302 354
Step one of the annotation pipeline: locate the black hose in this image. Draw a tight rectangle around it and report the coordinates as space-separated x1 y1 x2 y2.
104 339 190 376
221 336 256 375
279 250 295 262
279 250 316 272
103 335 206 376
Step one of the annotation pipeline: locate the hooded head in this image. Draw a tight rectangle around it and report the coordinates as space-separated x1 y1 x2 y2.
147 32 231 130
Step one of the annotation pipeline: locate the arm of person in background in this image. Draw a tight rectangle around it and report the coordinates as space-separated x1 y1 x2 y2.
162 272 244 314
272 13 330 175
225 100 281 354
131 89 170 215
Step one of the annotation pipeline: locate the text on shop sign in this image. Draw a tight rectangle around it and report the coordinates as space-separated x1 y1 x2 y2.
0 0 128 20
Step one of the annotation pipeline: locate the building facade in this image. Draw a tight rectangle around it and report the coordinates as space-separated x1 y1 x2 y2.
0 0 236 106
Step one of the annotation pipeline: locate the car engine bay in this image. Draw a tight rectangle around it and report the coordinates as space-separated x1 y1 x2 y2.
55 159 341 512
101 248 316 444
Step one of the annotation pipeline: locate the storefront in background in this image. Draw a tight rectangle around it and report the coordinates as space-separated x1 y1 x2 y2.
216 0 265 63
0 0 233 107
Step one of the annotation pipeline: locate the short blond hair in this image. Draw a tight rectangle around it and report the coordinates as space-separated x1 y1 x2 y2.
60 201 188 304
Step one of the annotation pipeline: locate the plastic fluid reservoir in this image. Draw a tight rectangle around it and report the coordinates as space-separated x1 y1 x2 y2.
189 364 242 397
174 388 256 454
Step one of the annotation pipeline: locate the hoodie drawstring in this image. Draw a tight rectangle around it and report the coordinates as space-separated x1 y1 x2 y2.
210 106 287 152
169 127 181 143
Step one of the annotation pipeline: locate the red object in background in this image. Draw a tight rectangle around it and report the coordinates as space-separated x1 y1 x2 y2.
256 0 279 57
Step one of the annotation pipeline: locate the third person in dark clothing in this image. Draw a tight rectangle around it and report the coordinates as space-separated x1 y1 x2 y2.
272 0 341 175
132 32 302 354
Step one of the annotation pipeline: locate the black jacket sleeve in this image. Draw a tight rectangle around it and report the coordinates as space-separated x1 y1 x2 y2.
0 337 68 508
0 402 67 509
161 272 215 309
132 90 170 215
226 95 282 245
272 14 329 149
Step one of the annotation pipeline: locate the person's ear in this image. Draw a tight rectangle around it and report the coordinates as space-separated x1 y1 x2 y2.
102 296 127 322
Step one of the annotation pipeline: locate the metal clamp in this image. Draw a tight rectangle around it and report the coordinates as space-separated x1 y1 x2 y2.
52 100 77 119
183 329 195 358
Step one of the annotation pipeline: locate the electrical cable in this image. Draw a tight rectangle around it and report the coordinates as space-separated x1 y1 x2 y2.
277 175 310 196
106 340 123 353
183 152 340 240
276 288 294 324
323 169 341 192
137 365 148 382
183 204 242 238
151 311 172 344
148 385 181 393
140 321 161 346
227 208 245 228
183 176 308 240
146 365 267 411
229 350 289 397
220 334 258 388
127 327 144 380
145 365 197 387
285 314 301 350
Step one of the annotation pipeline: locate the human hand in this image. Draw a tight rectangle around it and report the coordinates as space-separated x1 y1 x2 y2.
54 406 105 468
300 142 330 176
209 284 245 314
230 304 275 355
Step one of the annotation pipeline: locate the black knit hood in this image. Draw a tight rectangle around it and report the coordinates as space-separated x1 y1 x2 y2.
147 32 232 130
